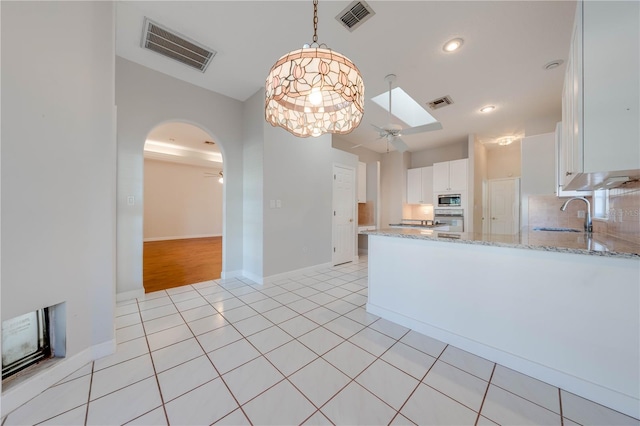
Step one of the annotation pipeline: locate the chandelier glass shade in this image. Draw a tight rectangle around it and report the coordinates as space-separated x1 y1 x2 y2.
265 1 364 138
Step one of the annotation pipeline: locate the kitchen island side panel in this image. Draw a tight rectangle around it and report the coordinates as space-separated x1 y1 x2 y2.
366 234 640 419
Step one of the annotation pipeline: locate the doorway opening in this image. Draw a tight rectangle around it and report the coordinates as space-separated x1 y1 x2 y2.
143 122 224 293
486 177 520 235
332 164 356 266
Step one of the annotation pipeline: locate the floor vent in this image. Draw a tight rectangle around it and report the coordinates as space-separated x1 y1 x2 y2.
428 95 454 110
141 18 216 73
336 1 375 32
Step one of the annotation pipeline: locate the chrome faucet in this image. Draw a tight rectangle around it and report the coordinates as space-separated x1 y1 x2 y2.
560 197 592 233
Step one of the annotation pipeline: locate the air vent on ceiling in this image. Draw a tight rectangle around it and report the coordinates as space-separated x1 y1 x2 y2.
141 17 216 73
427 96 454 110
336 1 375 32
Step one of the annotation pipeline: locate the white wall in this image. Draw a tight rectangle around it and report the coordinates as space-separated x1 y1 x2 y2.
242 91 264 279
380 152 411 227
262 117 358 277
410 140 469 168
473 137 488 233
143 159 223 240
242 90 359 280
1 0 116 409
524 108 562 137
486 142 522 180
520 132 556 228
332 137 383 164
115 58 244 297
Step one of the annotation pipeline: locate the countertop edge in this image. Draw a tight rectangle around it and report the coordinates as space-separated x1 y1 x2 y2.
362 230 640 260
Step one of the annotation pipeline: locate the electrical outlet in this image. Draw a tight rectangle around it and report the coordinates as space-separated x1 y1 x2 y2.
577 210 585 218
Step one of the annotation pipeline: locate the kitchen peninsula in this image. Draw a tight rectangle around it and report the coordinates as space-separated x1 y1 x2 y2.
362 228 640 419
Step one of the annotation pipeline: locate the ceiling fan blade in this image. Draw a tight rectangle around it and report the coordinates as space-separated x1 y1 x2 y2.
401 121 443 135
371 123 385 132
390 136 409 153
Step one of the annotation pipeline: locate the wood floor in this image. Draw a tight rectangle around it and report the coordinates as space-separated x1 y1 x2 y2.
143 237 222 293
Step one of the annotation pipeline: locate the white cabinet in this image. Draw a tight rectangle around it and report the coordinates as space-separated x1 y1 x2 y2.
560 1 640 190
433 159 468 192
406 166 433 205
357 162 366 203
521 130 589 201
555 123 590 196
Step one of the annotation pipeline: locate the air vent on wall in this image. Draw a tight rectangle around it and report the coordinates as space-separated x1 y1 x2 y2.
141 18 216 73
427 96 454 110
336 1 375 32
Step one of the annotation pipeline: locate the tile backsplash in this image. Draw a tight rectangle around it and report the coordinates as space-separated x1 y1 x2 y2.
528 195 591 230
358 202 374 226
403 204 434 221
527 180 640 244
607 180 640 244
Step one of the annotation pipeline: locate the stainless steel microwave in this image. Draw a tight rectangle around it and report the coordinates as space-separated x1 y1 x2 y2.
437 193 462 207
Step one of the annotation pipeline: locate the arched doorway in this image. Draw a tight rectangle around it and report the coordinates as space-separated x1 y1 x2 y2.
142 121 224 293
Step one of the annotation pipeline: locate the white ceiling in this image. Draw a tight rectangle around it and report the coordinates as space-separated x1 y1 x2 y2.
144 122 223 167
117 1 576 154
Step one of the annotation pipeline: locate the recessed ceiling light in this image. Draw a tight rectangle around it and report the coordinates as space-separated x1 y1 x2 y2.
498 137 514 146
543 59 564 70
443 38 464 52
480 105 495 113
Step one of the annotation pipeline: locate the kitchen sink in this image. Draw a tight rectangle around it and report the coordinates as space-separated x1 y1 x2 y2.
533 227 581 232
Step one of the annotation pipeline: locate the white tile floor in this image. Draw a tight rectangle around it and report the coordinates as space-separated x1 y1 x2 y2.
4 257 639 425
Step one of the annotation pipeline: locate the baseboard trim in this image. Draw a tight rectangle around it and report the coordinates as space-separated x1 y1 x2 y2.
242 270 263 285
366 302 640 420
221 270 242 280
143 234 221 242
92 339 117 360
1 339 116 418
262 262 333 285
116 288 145 302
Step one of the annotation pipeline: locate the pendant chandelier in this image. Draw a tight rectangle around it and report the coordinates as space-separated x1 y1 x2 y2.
265 0 364 138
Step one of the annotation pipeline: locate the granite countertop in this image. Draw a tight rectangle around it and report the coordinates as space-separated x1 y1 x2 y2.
362 227 640 259
387 223 448 230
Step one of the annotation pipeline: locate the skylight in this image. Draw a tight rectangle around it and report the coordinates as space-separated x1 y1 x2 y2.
371 87 438 127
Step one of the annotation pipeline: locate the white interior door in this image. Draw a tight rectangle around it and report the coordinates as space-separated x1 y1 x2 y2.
488 178 520 235
333 165 355 265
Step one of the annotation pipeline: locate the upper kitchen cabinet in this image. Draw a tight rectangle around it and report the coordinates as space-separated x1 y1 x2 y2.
561 0 640 190
407 166 433 205
358 162 366 203
433 159 468 193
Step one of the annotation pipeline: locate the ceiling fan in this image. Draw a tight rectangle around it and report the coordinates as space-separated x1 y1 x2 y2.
204 171 224 183
353 74 443 153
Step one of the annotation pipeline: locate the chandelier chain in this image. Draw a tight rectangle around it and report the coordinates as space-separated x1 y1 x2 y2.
312 0 318 43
